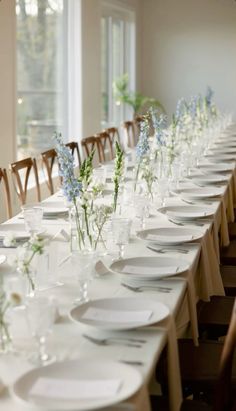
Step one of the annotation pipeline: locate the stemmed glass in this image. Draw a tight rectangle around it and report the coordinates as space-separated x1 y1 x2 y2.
111 218 131 259
22 204 43 238
26 296 55 366
71 250 97 303
134 196 148 229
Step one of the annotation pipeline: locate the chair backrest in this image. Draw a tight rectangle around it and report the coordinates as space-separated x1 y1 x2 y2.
122 120 136 148
9 157 41 205
81 136 103 165
66 141 82 168
0 168 12 219
41 148 58 195
95 131 113 162
213 299 236 411
106 127 120 145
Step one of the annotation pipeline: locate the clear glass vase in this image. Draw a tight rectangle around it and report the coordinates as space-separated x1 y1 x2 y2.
70 205 95 252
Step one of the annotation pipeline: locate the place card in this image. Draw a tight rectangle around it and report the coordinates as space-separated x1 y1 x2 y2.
122 265 177 275
82 307 152 322
146 234 193 242
30 377 121 400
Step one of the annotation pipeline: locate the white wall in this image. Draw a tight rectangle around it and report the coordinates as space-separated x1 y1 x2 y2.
140 0 236 118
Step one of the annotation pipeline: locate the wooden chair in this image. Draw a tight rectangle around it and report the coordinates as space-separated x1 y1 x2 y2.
154 299 236 411
41 148 58 195
0 168 12 219
66 141 82 168
106 127 120 146
9 157 41 205
95 131 113 162
81 136 103 164
122 120 136 148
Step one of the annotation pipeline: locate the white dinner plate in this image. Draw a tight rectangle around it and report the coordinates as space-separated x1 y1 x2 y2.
11 359 142 410
158 205 215 221
187 174 228 185
136 227 204 245
70 297 170 330
205 154 236 162
110 256 189 280
210 147 236 154
198 163 234 173
42 207 69 215
173 187 222 200
0 255 6 265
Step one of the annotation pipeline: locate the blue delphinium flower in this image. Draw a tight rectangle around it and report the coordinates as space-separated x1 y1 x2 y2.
150 108 167 146
136 119 150 159
54 133 81 203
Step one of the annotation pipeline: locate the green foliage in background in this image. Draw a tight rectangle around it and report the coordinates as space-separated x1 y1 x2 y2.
113 73 165 116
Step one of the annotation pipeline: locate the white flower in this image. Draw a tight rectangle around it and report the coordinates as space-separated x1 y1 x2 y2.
3 232 16 247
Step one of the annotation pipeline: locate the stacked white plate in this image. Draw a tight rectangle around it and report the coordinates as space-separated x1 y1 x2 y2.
198 163 234 173
173 187 222 200
110 256 189 281
137 227 203 245
11 359 142 410
187 174 228 185
158 205 214 221
42 207 69 217
70 296 170 330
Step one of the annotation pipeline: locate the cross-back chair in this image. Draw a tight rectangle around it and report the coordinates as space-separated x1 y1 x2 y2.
9 157 41 205
66 141 82 168
81 136 103 165
106 127 120 146
0 168 12 219
41 148 58 195
154 299 236 411
95 131 113 162
122 120 136 148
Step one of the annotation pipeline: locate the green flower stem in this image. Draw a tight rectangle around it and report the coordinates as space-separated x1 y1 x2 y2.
73 199 85 249
134 161 141 192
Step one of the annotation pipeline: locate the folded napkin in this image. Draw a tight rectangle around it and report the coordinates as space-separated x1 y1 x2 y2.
146 234 193 242
82 307 153 323
30 377 121 400
121 265 179 276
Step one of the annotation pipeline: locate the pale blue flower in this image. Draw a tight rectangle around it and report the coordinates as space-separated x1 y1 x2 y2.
136 120 150 159
150 108 167 146
54 133 81 202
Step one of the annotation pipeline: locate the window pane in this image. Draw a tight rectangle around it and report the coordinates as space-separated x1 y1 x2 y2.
16 0 66 159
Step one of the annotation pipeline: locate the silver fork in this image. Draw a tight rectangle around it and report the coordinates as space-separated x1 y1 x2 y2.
83 334 143 347
121 283 171 293
147 245 189 254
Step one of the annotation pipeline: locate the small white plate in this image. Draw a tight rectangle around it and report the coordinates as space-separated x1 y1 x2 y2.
158 205 214 221
11 359 142 410
0 255 6 265
42 207 69 215
70 297 170 330
136 227 203 245
174 187 222 200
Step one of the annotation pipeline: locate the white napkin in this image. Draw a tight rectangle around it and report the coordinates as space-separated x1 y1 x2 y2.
82 307 152 323
30 377 121 400
146 234 193 242
122 265 179 276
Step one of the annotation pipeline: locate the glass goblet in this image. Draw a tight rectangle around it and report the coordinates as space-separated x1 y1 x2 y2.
26 296 55 366
22 204 43 237
71 250 97 303
134 196 148 229
111 217 131 259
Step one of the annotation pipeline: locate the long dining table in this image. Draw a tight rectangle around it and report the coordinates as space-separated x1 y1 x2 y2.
0 124 236 411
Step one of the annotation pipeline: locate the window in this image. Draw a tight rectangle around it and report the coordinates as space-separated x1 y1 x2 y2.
101 2 135 127
16 0 67 159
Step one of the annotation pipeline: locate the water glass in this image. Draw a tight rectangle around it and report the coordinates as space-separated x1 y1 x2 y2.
22 204 43 236
92 167 107 187
71 250 97 303
26 296 55 365
134 196 148 228
111 217 131 259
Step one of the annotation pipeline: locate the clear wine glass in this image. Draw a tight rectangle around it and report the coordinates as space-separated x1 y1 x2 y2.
71 250 97 303
134 196 148 228
111 217 131 259
26 296 55 365
22 204 43 237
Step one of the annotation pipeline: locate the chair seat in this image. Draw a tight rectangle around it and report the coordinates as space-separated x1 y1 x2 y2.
220 265 236 295
150 396 211 411
221 241 236 265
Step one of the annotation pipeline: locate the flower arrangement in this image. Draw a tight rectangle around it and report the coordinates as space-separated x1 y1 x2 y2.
3 234 45 293
113 142 125 212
